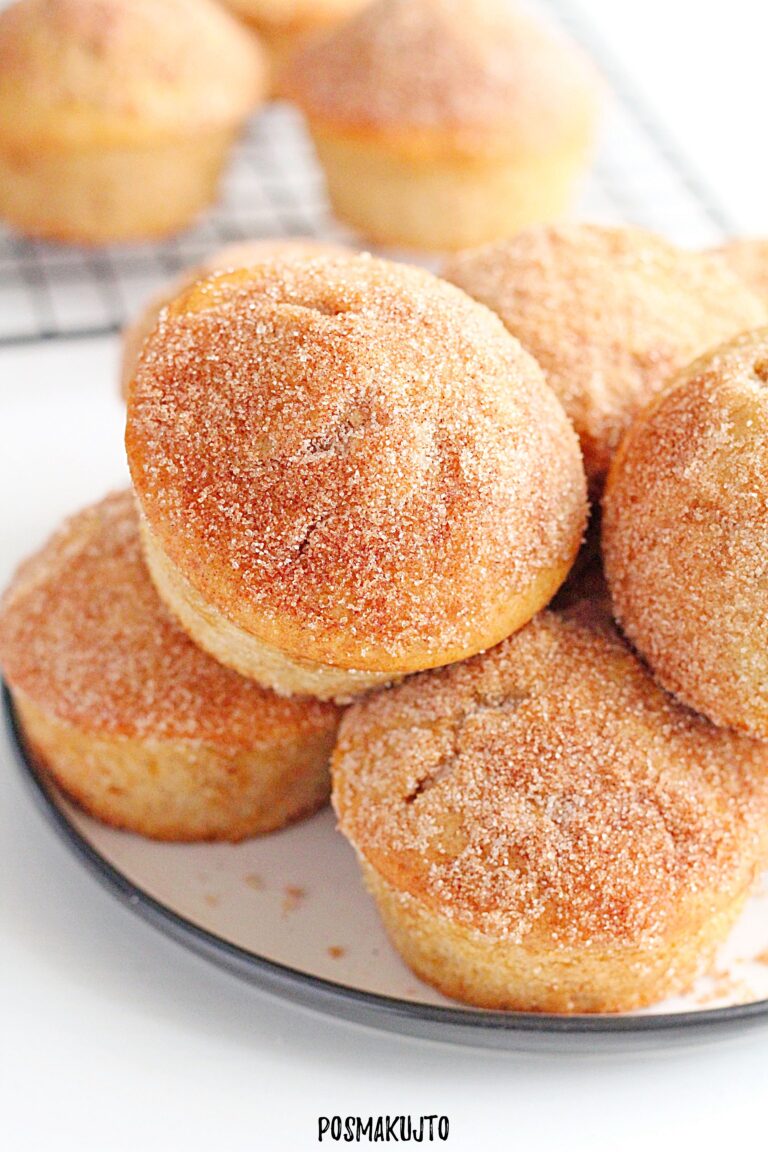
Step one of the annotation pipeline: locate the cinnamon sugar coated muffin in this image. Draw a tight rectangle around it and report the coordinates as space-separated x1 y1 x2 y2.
0 492 341 840
0 0 266 243
715 237 768 306
221 0 368 84
283 0 600 250
445 224 766 490
333 611 768 1013
125 252 587 700
604 328 768 740
121 237 347 397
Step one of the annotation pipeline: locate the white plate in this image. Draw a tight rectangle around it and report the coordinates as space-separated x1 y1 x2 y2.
8 693 768 1049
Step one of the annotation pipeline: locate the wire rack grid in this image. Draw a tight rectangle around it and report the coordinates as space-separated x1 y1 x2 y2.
0 0 735 347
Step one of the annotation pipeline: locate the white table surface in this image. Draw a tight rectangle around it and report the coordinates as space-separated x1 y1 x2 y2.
3 3 768 1149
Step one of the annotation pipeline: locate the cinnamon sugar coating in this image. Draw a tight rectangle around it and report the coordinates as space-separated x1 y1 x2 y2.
283 0 600 157
0 491 340 745
333 611 768 950
126 253 587 674
445 224 766 489
603 328 768 739
0 0 266 146
121 237 347 398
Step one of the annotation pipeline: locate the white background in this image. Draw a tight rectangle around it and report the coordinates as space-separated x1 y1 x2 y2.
3 2 768 1150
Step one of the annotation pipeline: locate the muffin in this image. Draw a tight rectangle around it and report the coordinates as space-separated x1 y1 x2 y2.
283 0 600 250
125 252 587 700
446 224 766 490
0 492 341 840
0 0 266 244
121 237 347 397
604 328 768 740
221 0 368 85
333 610 768 1013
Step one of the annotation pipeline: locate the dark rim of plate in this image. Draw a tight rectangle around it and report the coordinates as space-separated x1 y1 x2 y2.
5 683 768 1045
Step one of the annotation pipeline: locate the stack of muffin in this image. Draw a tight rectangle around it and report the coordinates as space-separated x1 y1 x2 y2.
5 0 768 1018
5 227 768 1016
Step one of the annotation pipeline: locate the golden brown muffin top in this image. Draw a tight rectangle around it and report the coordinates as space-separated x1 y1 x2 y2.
0 0 266 146
445 223 766 489
121 237 349 398
284 0 600 156
603 327 768 737
333 610 768 948
0 492 340 744
715 237 768 307
126 252 586 672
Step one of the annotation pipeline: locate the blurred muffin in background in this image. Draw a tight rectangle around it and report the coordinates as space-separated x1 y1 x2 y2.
283 0 601 251
221 0 369 88
121 236 347 396
0 0 266 244
714 237 768 307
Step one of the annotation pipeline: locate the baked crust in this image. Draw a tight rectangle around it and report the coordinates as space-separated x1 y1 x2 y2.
363 865 748 1015
307 129 592 252
0 492 341 839
126 253 587 681
0 131 239 244
282 1 599 247
140 519 399 700
0 0 266 149
0 0 266 241
603 327 768 739
283 0 600 162
121 238 348 398
332 610 768 1011
445 224 767 490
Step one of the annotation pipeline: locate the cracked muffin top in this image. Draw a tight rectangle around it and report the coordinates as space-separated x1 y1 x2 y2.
332 610 768 946
126 252 586 672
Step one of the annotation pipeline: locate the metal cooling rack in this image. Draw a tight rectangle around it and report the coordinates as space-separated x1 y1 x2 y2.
0 1 735 347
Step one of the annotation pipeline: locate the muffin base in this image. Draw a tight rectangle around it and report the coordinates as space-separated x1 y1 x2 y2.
0 130 238 244
13 691 334 842
311 129 590 251
364 864 749 1014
